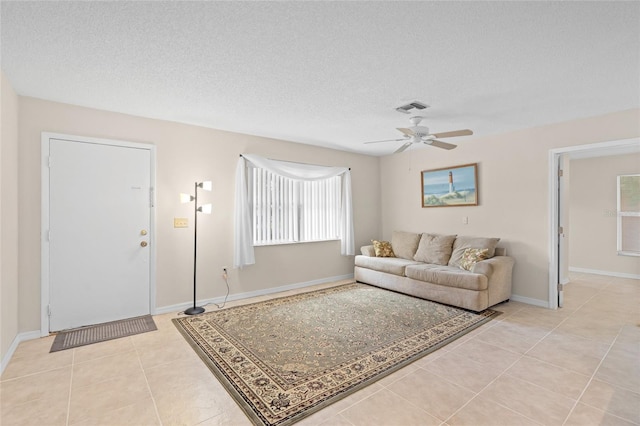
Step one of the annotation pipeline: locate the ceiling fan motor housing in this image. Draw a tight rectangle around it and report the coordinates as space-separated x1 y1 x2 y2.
413 126 430 137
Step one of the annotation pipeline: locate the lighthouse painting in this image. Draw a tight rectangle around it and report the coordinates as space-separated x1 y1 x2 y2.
421 163 478 207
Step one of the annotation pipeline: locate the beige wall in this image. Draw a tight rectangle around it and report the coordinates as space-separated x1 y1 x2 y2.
18 97 381 332
8 88 640 335
380 109 640 305
569 154 640 276
1 71 20 361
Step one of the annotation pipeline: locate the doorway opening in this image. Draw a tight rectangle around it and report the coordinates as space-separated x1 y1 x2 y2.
548 137 640 309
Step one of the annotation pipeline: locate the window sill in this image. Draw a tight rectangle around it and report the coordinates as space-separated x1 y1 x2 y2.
617 251 640 257
254 239 339 248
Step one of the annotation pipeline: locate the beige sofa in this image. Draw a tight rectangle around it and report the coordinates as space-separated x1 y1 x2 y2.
354 231 515 312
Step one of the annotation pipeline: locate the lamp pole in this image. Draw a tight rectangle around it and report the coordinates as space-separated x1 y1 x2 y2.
184 181 205 315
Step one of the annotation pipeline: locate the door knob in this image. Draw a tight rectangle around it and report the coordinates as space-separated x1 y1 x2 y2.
140 230 148 236
140 241 148 247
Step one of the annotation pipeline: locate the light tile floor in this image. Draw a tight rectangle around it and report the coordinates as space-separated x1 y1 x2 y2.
1 273 638 425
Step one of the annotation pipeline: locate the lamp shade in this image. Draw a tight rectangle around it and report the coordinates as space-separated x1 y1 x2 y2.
200 181 213 191
198 203 212 214
180 193 195 203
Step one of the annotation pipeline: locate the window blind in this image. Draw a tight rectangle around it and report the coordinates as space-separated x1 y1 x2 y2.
251 167 341 245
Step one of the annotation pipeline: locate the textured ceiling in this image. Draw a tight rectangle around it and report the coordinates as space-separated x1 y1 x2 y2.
1 1 639 156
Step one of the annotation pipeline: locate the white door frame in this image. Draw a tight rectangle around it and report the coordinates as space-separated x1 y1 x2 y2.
41 132 157 336
548 137 640 309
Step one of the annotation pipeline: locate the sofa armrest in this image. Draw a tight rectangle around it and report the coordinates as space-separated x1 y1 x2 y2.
494 247 507 256
361 245 376 257
473 255 515 306
472 255 514 276
471 260 493 277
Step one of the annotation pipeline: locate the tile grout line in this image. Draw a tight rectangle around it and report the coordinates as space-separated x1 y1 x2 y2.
65 348 75 426
438 353 542 426
560 326 623 426
134 336 164 426
441 303 577 425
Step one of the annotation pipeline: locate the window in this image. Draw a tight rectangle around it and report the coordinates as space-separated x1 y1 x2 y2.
617 174 640 256
250 167 341 245
234 153 354 269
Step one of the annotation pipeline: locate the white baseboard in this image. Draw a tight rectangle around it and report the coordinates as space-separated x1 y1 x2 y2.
509 294 550 308
1 330 42 375
569 267 640 280
155 274 355 315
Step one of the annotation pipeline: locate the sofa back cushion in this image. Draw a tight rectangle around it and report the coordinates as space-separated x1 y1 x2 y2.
413 233 457 265
448 236 501 268
391 231 421 260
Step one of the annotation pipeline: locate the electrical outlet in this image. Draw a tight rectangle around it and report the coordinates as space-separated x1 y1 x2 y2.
174 218 188 228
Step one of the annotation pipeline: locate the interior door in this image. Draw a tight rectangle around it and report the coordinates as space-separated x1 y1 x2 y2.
557 159 565 308
48 138 151 331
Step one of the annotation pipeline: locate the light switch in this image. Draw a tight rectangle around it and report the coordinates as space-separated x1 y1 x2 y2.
174 218 188 228
462 216 469 224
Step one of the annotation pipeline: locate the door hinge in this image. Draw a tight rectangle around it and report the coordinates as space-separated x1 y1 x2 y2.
47 305 51 317
558 226 564 235
149 187 155 208
558 169 563 177
557 283 564 292
47 156 52 168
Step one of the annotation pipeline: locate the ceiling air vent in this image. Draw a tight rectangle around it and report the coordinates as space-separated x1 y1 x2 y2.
395 101 429 114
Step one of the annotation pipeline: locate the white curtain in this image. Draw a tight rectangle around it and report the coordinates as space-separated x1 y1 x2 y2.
233 154 355 268
233 157 255 267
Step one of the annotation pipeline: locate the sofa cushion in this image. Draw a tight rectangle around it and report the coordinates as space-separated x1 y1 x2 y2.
405 264 488 291
413 233 457 265
459 248 490 271
391 231 421 260
355 255 421 277
372 240 395 257
448 236 500 268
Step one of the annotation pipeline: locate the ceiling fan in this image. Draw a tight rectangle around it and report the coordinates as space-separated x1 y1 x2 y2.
364 116 473 154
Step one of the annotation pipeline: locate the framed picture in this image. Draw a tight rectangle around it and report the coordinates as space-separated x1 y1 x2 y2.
421 163 478 207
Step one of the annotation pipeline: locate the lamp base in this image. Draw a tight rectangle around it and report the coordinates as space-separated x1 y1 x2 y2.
184 306 205 315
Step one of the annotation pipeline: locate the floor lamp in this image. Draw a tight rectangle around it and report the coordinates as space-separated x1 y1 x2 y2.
180 181 212 315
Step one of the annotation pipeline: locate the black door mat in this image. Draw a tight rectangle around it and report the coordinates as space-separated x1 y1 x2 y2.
50 314 157 352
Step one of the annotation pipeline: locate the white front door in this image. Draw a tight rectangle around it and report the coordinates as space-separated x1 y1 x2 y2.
47 137 152 331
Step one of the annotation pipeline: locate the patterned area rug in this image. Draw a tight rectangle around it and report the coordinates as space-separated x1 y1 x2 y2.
50 314 157 352
173 283 498 426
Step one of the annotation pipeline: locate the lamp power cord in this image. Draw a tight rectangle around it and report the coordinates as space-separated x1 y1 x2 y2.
211 268 230 309
176 268 230 316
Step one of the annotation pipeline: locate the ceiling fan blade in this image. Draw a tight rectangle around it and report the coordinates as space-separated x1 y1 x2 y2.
430 129 473 138
364 137 409 145
394 142 413 154
396 127 415 137
427 139 457 150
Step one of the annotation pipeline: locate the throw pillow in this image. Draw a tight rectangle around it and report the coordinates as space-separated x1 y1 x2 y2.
459 248 490 271
372 240 395 257
413 234 457 265
448 236 500 268
391 231 421 260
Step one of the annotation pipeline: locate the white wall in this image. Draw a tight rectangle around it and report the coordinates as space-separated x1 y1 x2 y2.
569 153 640 276
18 97 381 333
380 109 640 305
1 71 20 361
